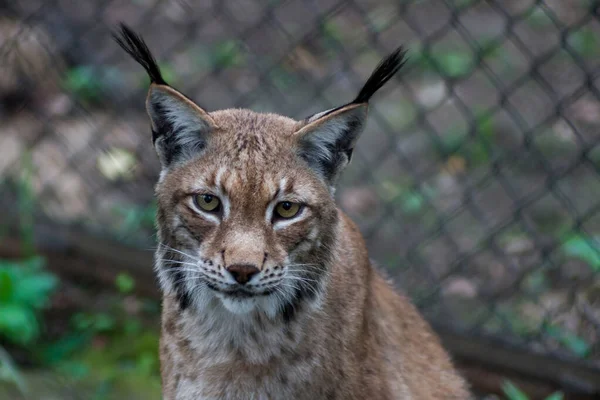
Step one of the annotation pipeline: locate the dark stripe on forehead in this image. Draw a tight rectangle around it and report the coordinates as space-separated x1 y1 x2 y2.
283 178 294 194
205 168 217 188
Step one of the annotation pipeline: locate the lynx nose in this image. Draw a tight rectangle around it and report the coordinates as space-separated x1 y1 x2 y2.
226 264 259 285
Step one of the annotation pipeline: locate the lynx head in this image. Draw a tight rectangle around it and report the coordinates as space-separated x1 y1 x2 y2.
114 24 405 319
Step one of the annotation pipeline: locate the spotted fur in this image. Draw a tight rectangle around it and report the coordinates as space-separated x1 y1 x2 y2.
115 24 472 400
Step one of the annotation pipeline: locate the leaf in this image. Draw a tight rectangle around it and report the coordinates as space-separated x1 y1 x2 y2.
56 360 91 380
39 332 92 365
526 8 553 27
0 304 39 344
545 392 564 400
113 202 157 235
93 313 116 332
502 380 530 400
72 312 94 331
211 40 246 69
136 352 158 376
401 191 425 215
13 271 58 309
124 319 142 336
434 51 473 78
562 234 600 271
0 269 14 303
545 324 591 358
63 65 103 102
568 27 600 57
116 272 135 294
476 113 495 140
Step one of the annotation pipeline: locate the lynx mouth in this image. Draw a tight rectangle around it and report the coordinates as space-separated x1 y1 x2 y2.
206 282 274 299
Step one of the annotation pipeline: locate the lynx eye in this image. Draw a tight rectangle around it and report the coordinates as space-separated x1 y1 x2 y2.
194 194 221 212
274 201 301 219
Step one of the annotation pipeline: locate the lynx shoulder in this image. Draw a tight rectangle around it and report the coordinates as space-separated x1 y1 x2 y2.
114 24 472 400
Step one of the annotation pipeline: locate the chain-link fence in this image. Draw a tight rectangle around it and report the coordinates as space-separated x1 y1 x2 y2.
2 0 600 375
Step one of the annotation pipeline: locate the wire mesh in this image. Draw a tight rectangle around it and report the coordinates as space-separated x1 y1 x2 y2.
1 0 599 370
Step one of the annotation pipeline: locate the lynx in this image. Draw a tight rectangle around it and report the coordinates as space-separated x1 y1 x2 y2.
114 24 471 400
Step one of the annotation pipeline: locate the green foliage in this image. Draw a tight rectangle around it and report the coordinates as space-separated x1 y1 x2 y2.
490 302 541 337
112 201 156 237
115 272 135 294
525 7 553 27
442 110 496 166
545 393 565 400
433 50 474 78
399 190 426 215
408 45 474 79
0 152 51 392
521 270 548 294
502 380 563 400
64 65 124 104
479 39 503 60
1 138 162 399
568 27 600 58
0 257 58 346
561 233 600 271
37 274 161 398
211 40 246 69
502 381 529 400
63 66 104 104
378 181 435 216
544 323 591 358
322 20 343 44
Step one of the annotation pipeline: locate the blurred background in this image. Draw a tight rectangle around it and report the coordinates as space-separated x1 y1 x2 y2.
0 0 599 399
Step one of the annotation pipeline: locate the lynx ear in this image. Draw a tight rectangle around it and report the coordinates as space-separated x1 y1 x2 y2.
113 23 216 166
145 85 216 166
294 46 407 187
294 104 368 185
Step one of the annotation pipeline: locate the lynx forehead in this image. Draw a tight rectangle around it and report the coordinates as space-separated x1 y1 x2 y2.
114 23 471 400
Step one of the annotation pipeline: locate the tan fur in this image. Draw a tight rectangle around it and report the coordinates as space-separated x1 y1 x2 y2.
152 107 472 399
112 23 469 398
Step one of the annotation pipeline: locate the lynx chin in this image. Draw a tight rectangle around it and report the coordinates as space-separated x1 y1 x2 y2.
114 23 472 400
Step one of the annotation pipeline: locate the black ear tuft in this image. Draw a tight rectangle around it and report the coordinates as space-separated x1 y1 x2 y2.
112 23 167 85
353 46 407 104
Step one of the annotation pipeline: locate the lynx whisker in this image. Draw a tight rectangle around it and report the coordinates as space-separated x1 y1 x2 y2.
283 275 319 284
157 243 201 261
158 259 200 268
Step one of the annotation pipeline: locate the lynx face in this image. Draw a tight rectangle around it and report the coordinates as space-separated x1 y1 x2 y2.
114 25 405 318
154 108 340 316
